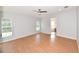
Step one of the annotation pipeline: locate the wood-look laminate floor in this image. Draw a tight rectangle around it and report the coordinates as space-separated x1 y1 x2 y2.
0 33 78 53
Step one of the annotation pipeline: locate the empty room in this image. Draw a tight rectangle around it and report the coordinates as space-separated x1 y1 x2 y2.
0 6 79 53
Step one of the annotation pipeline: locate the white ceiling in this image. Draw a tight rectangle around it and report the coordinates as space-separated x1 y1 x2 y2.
2 6 76 18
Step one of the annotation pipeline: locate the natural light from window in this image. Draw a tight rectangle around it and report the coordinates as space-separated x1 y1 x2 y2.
1 19 12 39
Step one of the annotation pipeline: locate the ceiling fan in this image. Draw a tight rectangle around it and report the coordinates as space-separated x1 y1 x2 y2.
64 6 68 8
32 9 47 15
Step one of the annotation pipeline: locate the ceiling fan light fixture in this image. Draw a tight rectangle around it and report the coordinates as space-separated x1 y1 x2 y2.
64 6 68 8
32 9 47 14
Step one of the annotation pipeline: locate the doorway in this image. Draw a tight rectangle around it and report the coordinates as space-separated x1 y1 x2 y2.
50 18 56 41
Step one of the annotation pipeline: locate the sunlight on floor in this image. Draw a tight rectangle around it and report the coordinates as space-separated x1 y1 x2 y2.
50 32 56 42
35 32 56 44
35 34 41 45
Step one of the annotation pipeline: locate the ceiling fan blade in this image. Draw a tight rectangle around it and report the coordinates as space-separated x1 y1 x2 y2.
32 10 41 13
40 11 47 13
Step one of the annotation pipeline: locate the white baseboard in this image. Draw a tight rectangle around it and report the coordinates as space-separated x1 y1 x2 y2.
57 34 77 40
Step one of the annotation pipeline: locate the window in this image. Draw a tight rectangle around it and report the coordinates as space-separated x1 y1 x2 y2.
36 20 41 32
1 19 12 39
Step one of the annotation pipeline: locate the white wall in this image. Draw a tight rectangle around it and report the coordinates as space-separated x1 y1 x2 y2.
41 18 51 34
77 7 79 48
56 9 77 40
0 12 2 37
41 8 77 41
2 12 38 42
0 6 3 40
